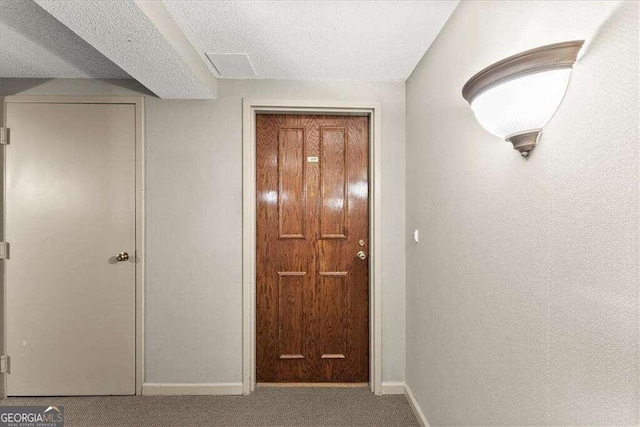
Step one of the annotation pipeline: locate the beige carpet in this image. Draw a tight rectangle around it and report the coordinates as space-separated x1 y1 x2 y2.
0 387 418 426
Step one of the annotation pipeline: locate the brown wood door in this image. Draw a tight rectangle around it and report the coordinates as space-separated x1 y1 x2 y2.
256 114 369 382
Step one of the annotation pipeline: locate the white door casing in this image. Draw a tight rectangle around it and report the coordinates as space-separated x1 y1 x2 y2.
242 99 382 395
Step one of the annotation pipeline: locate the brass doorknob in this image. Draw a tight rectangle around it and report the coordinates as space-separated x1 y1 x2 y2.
357 251 366 260
116 252 129 262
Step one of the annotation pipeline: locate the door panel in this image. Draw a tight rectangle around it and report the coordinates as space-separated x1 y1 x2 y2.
5 102 136 396
278 128 306 239
317 272 347 359
320 127 348 239
257 114 369 382
277 272 306 359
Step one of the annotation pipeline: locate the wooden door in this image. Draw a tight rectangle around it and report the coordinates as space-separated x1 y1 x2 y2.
5 102 136 395
256 114 369 382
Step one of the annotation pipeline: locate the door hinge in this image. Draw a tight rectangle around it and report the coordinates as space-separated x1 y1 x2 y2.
0 242 9 260
0 127 9 145
0 355 7 374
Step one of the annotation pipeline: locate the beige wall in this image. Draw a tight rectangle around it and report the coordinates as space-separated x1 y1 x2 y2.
0 78 406 385
405 1 638 425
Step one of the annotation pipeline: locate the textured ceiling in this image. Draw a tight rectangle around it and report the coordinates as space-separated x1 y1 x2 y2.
163 0 459 81
0 0 129 79
34 0 215 98
1 0 458 94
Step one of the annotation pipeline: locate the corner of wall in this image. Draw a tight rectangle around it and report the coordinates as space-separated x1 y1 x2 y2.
404 383 430 427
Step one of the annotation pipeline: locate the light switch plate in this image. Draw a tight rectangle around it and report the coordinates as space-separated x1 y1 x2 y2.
413 229 419 243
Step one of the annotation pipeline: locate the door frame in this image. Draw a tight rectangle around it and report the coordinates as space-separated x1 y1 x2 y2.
242 99 382 395
1 96 145 396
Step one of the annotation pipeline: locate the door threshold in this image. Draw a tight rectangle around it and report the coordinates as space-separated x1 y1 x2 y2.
257 382 369 388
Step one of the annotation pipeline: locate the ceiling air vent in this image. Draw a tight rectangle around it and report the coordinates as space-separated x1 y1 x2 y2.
205 53 257 79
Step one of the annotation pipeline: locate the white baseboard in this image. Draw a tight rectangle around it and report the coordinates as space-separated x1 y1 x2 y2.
142 383 244 396
404 384 430 427
381 381 406 395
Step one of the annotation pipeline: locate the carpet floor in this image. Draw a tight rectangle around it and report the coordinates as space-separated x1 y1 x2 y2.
0 387 418 426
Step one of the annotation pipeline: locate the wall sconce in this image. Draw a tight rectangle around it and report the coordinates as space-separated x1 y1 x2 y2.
462 40 584 158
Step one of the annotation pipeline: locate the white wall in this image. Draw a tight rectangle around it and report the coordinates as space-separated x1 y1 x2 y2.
405 1 638 425
0 78 406 385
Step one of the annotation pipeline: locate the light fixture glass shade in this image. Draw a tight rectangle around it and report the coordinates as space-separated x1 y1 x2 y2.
461 41 584 157
469 68 572 139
